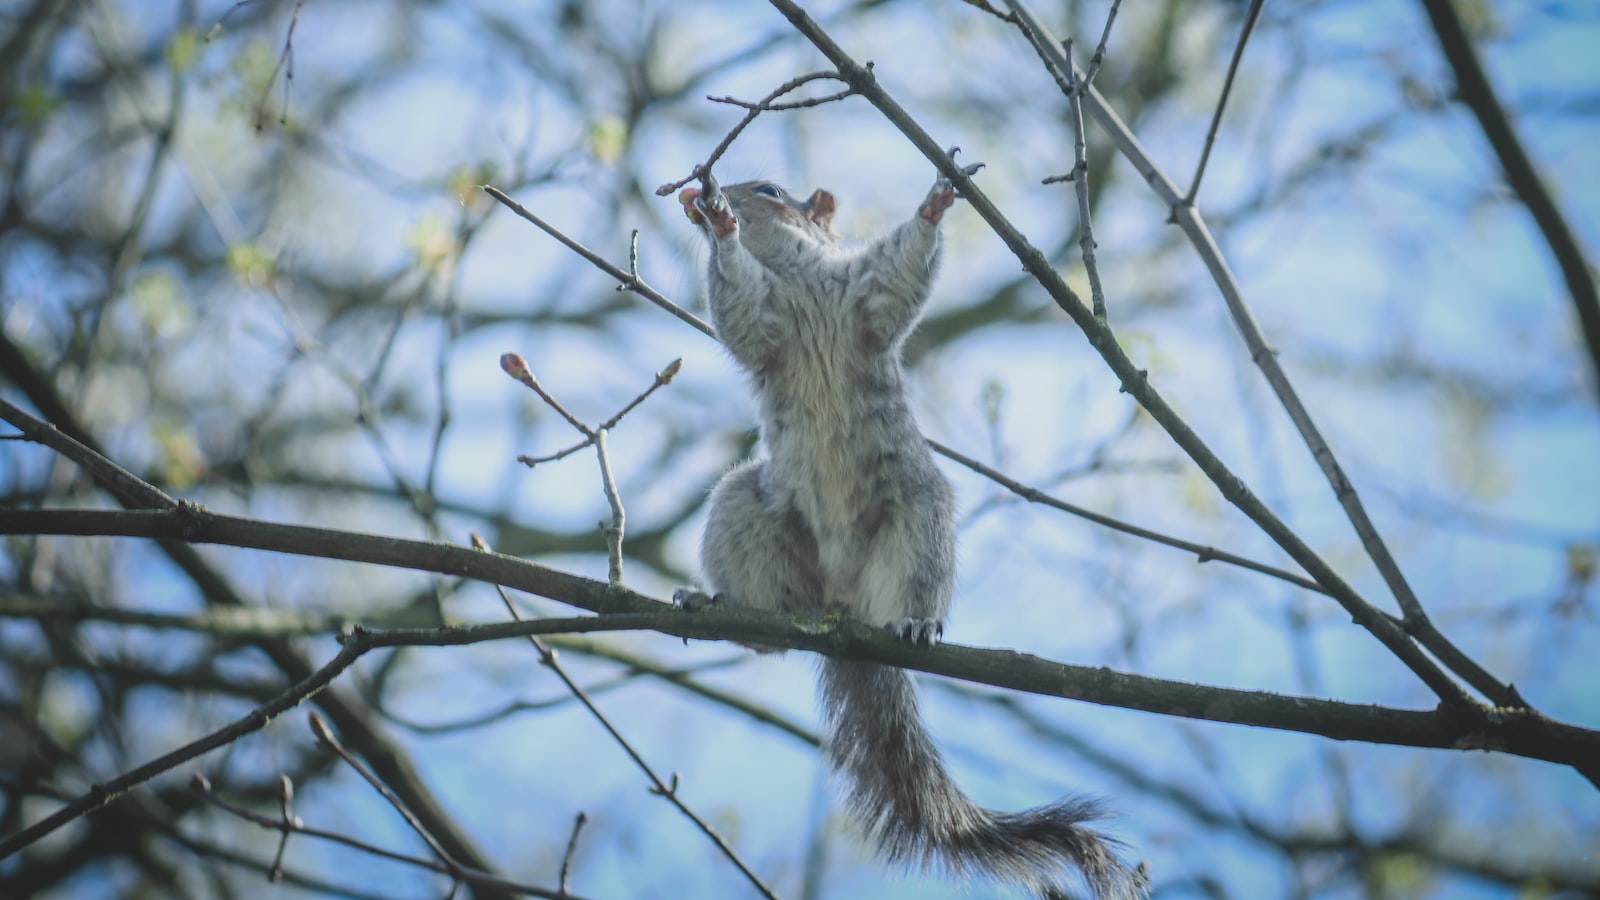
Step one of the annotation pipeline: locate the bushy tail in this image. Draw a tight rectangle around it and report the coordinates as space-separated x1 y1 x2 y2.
819 659 1144 899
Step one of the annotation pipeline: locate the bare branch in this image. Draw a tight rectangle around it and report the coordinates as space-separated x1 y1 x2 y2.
654 69 856 196
770 0 1481 713
0 635 363 859
1 508 1597 782
190 774 589 899
995 0 1522 709
469 535 778 898
593 429 626 586
1063 37 1107 320
1185 0 1265 205
928 440 1323 594
501 353 595 438
1415 0 1600 395
1081 0 1121 87
559 812 588 894
0 382 516 894
482 186 714 338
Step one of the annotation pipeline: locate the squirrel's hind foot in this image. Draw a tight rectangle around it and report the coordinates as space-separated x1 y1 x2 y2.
673 588 718 611
887 617 944 645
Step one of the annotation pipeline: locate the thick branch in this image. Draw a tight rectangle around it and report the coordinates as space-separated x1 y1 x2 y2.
1 507 1596 779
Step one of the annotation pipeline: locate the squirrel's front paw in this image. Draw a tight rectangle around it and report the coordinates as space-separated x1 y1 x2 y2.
887 617 944 646
673 588 718 612
680 175 738 238
918 146 985 224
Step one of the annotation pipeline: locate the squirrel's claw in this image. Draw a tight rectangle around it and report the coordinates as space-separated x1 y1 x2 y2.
921 147 983 220
680 173 738 237
941 146 986 178
673 588 718 611
942 146 985 195
887 617 944 646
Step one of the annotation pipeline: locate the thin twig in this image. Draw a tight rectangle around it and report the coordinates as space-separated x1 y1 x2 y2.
482 186 713 337
1081 0 1121 86
270 775 294 882
1185 0 1265 205
654 69 856 196
252 0 305 132
957 0 1019 23
190 774 589 899
559 812 588 893
518 438 596 468
708 85 856 111
469 535 779 899
593 429 626 586
309 713 460 874
600 358 682 431
501 353 594 438
1060 37 1107 321
512 358 680 468
928 440 1323 594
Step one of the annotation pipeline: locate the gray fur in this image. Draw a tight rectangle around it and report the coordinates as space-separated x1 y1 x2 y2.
677 171 1144 899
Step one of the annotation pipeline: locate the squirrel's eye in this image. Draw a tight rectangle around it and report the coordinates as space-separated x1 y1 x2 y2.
754 184 783 198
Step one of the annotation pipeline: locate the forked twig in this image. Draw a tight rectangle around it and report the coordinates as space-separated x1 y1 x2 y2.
655 69 860 196
499 352 680 584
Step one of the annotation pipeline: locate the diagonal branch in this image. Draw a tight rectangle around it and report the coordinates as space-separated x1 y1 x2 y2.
767 0 1478 712
1185 0 1265 204
1415 0 1600 396
996 0 1522 709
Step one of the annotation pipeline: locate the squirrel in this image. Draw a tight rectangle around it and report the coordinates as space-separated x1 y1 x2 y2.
671 152 1144 899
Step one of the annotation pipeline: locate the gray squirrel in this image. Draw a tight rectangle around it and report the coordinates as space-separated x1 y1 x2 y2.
671 153 1144 899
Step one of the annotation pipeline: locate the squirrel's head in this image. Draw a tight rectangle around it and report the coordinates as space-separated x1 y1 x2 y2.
681 180 838 262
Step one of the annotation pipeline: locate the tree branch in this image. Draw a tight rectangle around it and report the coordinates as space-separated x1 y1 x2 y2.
0 376 519 900
1415 0 1600 397
999 0 1526 709
0 507 1595 781
768 0 1481 713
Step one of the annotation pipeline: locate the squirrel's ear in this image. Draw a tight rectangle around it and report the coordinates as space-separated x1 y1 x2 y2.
805 189 836 228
